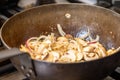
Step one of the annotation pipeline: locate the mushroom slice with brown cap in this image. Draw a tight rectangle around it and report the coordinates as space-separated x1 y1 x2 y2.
45 51 60 62
83 52 99 61
59 50 76 62
83 46 95 53
90 42 106 57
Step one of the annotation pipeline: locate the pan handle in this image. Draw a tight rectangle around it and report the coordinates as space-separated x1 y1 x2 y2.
0 48 36 79
0 48 23 60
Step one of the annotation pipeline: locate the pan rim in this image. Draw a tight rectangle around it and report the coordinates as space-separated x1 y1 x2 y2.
1 3 120 49
0 3 120 64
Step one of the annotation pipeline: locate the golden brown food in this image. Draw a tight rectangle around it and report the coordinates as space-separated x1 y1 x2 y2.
20 24 120 63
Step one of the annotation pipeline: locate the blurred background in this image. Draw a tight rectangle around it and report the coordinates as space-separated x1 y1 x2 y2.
0 0 120 80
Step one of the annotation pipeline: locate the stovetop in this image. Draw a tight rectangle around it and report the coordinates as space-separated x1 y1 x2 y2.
0 0 120 80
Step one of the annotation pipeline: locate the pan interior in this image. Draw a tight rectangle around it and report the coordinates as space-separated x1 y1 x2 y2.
1 4 120 50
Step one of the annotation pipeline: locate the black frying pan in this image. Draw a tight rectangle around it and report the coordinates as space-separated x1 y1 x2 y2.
0 4 120 80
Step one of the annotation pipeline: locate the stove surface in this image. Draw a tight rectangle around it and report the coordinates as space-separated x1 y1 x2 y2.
0 71 25 80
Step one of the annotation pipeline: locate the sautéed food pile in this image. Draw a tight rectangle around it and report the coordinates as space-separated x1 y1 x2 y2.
20 24 120 63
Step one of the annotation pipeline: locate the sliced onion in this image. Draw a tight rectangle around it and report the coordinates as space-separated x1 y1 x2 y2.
57 24 66 36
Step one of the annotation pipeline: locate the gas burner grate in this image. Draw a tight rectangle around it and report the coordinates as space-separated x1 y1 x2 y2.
0 6 22 18
109 70 120 80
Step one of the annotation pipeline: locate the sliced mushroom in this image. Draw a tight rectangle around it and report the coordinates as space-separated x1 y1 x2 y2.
75 38 88 46
41 49 49 60
57 36 68 42
91 42 106 57
60 50 76 62
76 52 83 61
45 51 60 62
83 52 99 61
83 46 95 52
